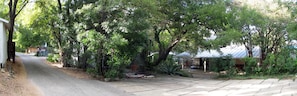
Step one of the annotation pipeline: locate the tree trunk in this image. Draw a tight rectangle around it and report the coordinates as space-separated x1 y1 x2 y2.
56 0 69 67
78 45 88 70
153 40 180 66
7 0 27 62
96 48 104 76
245 45 253 57
246 32 254 57
152 26 181 66
59 48 66 66
258 28 266 66
139 48 149 72
153 50 170 66
62 50 71 67
7 0 17 62
260 49 267 66
58 45 67 67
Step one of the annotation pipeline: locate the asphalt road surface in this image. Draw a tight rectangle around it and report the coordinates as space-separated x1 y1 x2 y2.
18 53 133 96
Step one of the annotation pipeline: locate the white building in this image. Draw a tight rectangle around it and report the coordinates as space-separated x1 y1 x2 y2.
0 18 9 68
194 44 261 72
195 45 260 59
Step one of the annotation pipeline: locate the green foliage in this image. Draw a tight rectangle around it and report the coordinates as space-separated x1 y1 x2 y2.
287 22 297 40
78 30 132 78
210 55 236 76
106 55 131 78
86 68 98 77
0 0 9 19
15 25 46 51
157 58 181 75
243 48 297 76
262 48 297 75
262 54 278 75
243 57 259 75
13 0 297 79
156 56 190 77
230 6 266 29
75 0 152 78
105 69 119 79
47 54 60 63
105 34 131 78
77 30 106 51
149 0 234 66
212 28 242 48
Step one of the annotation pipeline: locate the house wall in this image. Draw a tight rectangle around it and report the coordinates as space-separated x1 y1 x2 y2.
194 58 247 71
235 59 245 70
235 59 245 65
0 22 7 67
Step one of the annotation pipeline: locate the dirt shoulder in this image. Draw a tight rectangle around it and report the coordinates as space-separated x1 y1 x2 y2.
0 57 42 96
43 59 95 80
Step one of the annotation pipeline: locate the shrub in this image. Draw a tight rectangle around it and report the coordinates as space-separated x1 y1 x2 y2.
226 65 238 77
47 54 54 62
157 60 181 75
210 55 236 76
47 54 60 62
243 47 297 76
243 57 258 75
262 50 297 75
86 68 98 77
105 69 119 79
105 55 130 79
156 57 191 77
209 58 221 72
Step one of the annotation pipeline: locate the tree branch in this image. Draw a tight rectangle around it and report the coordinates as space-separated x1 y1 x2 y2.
8 0 13 17
15 0 28 16
169 39 180 49
154 26 162 45
57 0 62 13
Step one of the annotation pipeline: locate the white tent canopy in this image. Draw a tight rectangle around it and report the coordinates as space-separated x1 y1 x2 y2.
149 52 176 57
195 45 260 59
176 52 191 58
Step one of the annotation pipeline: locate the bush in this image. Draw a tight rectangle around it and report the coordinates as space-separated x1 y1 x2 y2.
242 47 297 76
209 58 221 72
86 68 98 77
243 57 258 75
15 46 26 52
47 54 60 62
156 57 191 77
105 69 119 79
157 60 181 75
262 51 297 75
105 55 130 79
210 55 237 76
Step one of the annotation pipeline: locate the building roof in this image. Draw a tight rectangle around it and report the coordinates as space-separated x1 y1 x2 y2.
149 52 176 57
0 18 9 24
195 45 260 58
0 18 9 30
176 52 191 58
